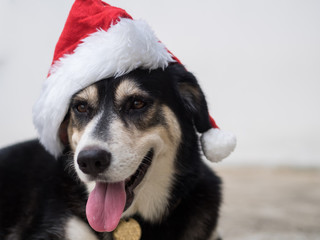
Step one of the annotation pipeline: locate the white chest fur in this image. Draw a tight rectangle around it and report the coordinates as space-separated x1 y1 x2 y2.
65 216 99 240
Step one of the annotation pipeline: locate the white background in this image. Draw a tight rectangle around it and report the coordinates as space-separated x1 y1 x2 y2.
0 0 319 167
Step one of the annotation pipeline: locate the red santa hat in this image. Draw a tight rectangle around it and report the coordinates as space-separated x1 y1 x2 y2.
33 0 236 161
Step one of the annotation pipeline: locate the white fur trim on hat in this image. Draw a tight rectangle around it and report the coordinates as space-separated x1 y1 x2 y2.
200 128 237 162
33 18 175 157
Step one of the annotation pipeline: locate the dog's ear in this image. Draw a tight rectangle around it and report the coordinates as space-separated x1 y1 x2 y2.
175 67 212 134
174 64 236 162
58 113 70 147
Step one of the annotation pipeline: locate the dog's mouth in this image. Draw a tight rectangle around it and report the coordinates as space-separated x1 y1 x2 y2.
125 149 154 210
86 149 154 233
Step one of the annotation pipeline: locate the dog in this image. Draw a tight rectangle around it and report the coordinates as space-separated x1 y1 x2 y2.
0 64 222 240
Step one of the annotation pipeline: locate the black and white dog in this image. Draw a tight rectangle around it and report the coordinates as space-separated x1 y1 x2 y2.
0 64 222 240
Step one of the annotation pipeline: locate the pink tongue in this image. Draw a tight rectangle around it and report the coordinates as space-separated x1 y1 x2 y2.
86 181 126 232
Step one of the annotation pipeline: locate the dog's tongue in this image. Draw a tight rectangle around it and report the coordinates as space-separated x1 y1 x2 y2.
86 181 126 232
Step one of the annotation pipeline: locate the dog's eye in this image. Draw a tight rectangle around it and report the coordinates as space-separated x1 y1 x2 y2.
75 103 88 113
131 100 146 110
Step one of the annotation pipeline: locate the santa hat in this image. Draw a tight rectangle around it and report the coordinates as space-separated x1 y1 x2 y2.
33 0 236 161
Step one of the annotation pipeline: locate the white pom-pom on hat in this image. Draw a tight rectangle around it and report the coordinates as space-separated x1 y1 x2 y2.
201 128 236 162
200 116 236 162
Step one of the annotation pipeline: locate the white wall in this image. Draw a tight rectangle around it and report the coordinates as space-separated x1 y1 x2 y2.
0 0 319 167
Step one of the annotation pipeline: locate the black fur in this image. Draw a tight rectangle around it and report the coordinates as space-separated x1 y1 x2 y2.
0 64 222 240
0 140 86 239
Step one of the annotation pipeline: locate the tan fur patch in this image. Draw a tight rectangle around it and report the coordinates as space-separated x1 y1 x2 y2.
161 105 181 145
73 85 99 109
115 79 148 106
67 85 98 151
68 121 85 151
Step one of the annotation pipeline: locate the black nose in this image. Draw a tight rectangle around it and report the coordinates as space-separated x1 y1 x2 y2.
77 149 111 176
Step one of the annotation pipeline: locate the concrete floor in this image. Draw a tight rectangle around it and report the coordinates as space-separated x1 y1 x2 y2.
214 166 320 240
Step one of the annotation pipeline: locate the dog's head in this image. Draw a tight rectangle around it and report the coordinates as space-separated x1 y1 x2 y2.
58 64 212 232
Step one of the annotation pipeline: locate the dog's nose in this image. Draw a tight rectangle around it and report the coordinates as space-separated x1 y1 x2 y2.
77 149 111 176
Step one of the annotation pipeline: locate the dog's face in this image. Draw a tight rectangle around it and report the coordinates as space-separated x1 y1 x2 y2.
68 77 181 183
59 65 210 231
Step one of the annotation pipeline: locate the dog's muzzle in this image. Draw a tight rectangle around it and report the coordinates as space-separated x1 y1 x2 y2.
77 148 154 233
